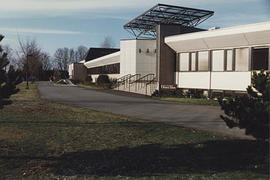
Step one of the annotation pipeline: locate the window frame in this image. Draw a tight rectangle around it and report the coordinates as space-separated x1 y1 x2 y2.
190 52 198 72
251 47 270 71
211 49 225 72
178 52 190 72
224 49 235 72
234 47 250 72
197 51 209 72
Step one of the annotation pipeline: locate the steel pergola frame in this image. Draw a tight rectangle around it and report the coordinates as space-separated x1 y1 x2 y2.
123 4 214 39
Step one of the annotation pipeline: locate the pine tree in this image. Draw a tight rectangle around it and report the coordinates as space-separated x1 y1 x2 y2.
0 35 22 108
219 70 270 141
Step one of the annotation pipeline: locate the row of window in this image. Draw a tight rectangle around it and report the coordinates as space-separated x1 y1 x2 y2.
87 63 120 75
177 47 269 72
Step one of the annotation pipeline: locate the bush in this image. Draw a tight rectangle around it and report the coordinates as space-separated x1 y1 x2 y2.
218 70 270 141
184 89 204 98
97 74 110 85
96 74 113 88
152 89 184 97
84 75 92 85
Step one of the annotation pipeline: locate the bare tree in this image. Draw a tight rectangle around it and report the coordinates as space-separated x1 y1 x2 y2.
69 48 75 63
17 38 43 79
100 36 115 48
75 45 88 62
40 52 52 71
16 38 53 81
54 47 70 71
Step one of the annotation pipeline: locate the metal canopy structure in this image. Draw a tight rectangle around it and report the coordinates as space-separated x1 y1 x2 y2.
123 4 214 39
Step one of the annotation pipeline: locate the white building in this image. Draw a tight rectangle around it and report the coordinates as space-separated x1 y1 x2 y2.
69 4 270 96
166 21 270 92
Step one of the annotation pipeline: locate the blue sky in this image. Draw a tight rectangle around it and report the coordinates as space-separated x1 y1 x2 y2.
1 0 270 55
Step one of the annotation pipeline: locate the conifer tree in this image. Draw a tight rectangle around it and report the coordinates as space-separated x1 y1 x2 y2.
0 35 22 108
219 70 270 141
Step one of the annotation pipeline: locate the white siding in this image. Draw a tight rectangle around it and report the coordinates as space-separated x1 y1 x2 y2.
136 40 156 76
120 39 156 77
84 51 120 69
165 21 270 52
68 64 74 79
211 72 251 91
177 72 210 89
120 40 137 76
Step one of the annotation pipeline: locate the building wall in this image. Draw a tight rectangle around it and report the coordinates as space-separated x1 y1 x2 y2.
68 64 74 79
136 40 156 76
177 72 211 89
167 21 270 91
156 24 204 86
211 72 251 91
91 74 120 83
120 39 156 77
120 40 137 76
70 63 87 81
176 72 252 91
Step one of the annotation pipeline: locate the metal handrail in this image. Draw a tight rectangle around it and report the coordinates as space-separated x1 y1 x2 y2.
131 73 155 94
117 74 131 82
128 74 141 84
127 74 141 91
132 73 155 84
114 74 131 89
146 77 157 96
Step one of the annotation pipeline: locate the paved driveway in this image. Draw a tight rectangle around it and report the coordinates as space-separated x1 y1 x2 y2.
38 82 250 138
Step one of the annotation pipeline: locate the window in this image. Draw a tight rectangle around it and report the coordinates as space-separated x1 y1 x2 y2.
198 51 209 71
212 50 224 71
226 50 233 71
191 52 197 71
179 53 189 71
252 48 269 70
235 48 249 71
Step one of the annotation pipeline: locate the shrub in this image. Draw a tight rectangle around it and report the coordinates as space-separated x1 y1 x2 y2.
184 89 204 98
152 89 184 97
96 74 110 85
96 74 113 88
218 70 270 141
84 75 92 84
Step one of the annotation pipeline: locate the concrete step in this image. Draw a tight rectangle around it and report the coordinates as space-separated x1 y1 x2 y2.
114 82 157 96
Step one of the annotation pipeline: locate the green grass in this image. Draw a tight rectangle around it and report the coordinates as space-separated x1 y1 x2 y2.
77 83 104 90
0 82 268 179
153 97 219 106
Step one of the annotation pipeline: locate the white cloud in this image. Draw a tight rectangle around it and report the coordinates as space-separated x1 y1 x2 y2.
0 28 82 35
0 0 268 19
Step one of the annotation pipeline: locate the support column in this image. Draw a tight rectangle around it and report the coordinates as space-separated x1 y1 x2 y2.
156 24 204 90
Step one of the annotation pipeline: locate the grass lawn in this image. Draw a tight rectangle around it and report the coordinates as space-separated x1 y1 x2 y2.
77 83 104 90
153 97 219 106
0 82 268 179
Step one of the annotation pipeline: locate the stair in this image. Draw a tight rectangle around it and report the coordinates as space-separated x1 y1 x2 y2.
114 74 157 96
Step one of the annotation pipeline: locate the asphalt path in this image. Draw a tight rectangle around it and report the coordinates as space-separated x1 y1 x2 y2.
38 82 251 139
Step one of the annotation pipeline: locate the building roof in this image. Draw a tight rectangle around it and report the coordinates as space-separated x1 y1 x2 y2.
85 48 120 62
123 3 214 39
165 21 270 52
84 51 120 69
